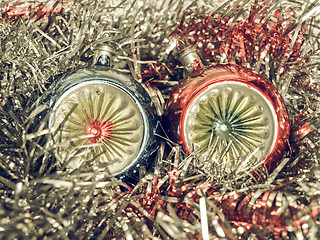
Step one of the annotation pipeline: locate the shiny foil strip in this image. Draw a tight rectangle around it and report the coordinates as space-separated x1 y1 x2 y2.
2 0 66 22
0 0 320 239
170 1 305 71
98 167 320 239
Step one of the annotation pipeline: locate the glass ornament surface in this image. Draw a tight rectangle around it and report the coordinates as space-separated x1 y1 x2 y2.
164 64 290 173
37 67 160 180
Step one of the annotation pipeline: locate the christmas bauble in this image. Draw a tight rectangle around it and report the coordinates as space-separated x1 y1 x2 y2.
164 49 289 173
35 46 160 180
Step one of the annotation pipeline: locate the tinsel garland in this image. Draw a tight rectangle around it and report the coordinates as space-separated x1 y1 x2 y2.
0 0 320 239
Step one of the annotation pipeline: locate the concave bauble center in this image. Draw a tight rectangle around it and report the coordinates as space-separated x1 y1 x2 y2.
50 81 145 174
184 81 277 172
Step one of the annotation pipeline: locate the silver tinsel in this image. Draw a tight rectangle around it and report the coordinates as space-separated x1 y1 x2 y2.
1 0 320 239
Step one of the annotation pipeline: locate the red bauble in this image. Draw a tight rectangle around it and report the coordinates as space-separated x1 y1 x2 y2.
164 64 290 173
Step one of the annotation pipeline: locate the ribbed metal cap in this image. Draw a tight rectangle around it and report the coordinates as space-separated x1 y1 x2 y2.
176 40 203 74
92 44 115 68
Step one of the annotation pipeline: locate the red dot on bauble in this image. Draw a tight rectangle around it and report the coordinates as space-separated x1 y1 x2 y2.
87 119 114 143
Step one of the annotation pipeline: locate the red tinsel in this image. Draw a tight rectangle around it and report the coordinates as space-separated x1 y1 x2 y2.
170 1 305 70
2 0 67 22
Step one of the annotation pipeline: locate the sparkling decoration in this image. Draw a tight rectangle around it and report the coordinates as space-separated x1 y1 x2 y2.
169 1 306 74
51 81 144 174
164 64 290 174
2 0 66 22
1 0 320 239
